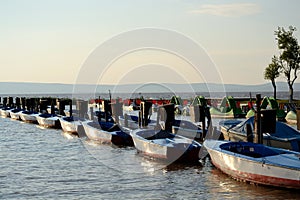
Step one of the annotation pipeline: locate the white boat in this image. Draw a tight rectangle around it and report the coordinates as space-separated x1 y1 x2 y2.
82 120 133 146
130 129 201 163
0 107 13 118
9 109 23 120
19 111 39 123
59 116 84 135
36 113 61 128
203 139 300 189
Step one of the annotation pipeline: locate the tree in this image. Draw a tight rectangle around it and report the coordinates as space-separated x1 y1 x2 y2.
264 56 281 99
274 26 300 103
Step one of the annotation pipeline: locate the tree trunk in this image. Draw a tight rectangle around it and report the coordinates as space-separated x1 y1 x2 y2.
271 80 276 100
289 83 293 103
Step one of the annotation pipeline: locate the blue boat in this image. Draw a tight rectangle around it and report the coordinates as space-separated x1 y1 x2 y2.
220 116 300 152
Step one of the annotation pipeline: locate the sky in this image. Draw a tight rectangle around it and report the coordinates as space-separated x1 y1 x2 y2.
0 0 300 86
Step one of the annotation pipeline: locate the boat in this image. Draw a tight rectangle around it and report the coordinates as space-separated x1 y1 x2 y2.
285 110 297 124
210 96 246 118
19 110 39 123
36 113 61 128
130 129 201 163
170 96 183 115
9 109 23 120
220 116 300 152
203 139 300 189
260 96 286 120
0 107 13 118
82 120 133 146
58 116 84 136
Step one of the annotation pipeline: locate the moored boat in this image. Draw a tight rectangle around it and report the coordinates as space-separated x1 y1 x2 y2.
219 116 300 152
130 129 201 163
9 109 23 120
36 113 61 128
285 110 297 124
209 96 246 118
0 107 13 118
203 139 300 189
19 111 39 123
59 116 84 135
82 120 133 146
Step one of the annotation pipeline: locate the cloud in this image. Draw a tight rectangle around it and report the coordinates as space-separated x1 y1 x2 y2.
189 3 261 17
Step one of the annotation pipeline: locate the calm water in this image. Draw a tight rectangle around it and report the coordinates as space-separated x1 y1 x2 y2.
0 117 299 199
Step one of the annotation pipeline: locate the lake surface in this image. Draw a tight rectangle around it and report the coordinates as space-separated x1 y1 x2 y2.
0 117 299 199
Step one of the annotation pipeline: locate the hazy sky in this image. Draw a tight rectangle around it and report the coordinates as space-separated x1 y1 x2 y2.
0 0 300 85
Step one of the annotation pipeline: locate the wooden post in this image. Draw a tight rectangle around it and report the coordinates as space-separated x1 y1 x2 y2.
297 107 300 131
51 100 55 115
246 123 253 143
200 106 206 140
90 107 94 120
69 100 72 117
254 94 262 144
124 113 128 128
21 97 26 110
15 97 21 109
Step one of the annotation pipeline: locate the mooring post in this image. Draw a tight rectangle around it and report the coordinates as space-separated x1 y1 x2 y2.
124 113 128 128
246 123 253 142
69 100 72 117
51 100 55 115
254 94 262 144
296 107 300 131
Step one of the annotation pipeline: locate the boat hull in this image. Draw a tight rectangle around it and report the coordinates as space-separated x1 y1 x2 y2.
131 129 201 163
36 115 61 129
59 117 82 134
10 111 22 120
204 140 300 189
82 121 133 146
19 112 38 123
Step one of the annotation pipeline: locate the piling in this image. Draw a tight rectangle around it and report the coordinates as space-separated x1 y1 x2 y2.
8 97 13 108
21 97 26 110
50 100 55 115
297 107 300 130
57 99 67 116
102 100 112 122
139 101 152 127
260 109 276 133
254 94 262 144
246 123 253 142
39 99 48 113
77 100 88 119
124 113 128 127
190 105 206 140
69 100 73 117
15 97 21 109
3 97 7 108
156 104 175 132
111 99 123 124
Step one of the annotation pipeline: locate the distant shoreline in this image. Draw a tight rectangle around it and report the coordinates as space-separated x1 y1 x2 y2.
0 91 299 100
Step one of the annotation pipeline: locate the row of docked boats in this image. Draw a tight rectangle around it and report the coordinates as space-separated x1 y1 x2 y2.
0 96 300 189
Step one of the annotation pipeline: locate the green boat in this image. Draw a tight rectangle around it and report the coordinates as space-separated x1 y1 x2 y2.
210 96 246 118
285 110 297 124
260 96 286 120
